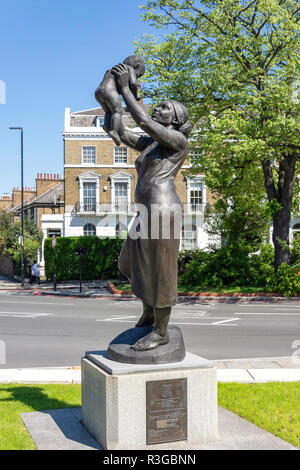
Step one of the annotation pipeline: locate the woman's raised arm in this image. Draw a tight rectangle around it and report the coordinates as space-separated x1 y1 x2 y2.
117 122 149 151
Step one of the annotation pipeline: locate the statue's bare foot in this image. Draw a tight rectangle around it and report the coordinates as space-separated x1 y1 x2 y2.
131 331 169 351
135 311 154 327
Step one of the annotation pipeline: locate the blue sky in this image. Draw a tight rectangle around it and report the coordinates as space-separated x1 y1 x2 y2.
0 0 155 195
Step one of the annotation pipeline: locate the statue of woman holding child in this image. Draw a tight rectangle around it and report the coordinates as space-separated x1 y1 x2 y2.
96 57 191 356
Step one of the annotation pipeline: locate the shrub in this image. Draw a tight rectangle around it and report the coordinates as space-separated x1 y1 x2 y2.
248 244 275 287
291 236 300 266
178 243 276 290
7 238 41 276
4 216 43 276
268 263 300 297
178 244 254 289
44 236 122 281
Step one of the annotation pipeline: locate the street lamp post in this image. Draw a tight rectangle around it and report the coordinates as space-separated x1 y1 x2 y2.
75 247 87 293
52 235 57 291
79 249 82 293
9 127 24 287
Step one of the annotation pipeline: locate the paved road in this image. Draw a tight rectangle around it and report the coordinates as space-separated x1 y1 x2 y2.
0 292 299 368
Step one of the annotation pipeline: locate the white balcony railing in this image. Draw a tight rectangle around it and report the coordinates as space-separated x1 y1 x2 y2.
73 202 206 215
183 204 206 214
73 202 137 215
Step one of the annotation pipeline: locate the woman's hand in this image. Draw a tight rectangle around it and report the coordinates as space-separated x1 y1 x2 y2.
111 63 129 89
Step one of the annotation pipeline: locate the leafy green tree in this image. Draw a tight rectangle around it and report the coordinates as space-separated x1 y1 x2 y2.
4 216 43 276
136 0 300 270
202 163 270 253
0 211 13 254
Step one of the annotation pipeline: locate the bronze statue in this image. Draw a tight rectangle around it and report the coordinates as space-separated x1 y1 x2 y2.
95 55 145 146
99 61 191 356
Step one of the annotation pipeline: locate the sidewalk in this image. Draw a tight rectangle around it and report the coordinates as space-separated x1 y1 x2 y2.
1 356 299 384
21 406 297 450
0 275 111 297
0 275 299 301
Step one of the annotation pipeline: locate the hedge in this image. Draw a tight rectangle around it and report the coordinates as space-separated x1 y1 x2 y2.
44 236 123 281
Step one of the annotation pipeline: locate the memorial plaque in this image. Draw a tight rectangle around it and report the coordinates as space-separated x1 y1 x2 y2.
146 378 187 445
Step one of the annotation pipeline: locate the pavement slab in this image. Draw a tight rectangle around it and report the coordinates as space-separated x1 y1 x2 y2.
21 408 101 450
248 368 300 383
0 367 81 384
217 369 254 383
1 274 300 302
1 359 300 384
214 356 300 369
21 406 298 450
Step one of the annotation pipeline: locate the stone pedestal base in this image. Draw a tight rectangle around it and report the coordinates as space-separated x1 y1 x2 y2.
81 351 219 450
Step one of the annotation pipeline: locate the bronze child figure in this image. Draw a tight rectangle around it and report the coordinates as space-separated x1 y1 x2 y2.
95 55 145 146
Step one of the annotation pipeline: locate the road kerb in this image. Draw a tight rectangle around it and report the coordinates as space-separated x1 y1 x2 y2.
0 367 300 384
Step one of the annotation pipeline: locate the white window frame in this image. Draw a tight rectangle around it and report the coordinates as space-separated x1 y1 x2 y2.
82 146 96 165
47 229 61 238
181 221 197 250
186 176 206 206
114 146 128 166
78 171 102 211
109 172 133 206
95 117 105 128
83 223 96 236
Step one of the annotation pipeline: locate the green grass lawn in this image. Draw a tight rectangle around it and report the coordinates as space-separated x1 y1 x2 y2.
0 384 81 450
0 382 299 449
218 382 300 448
114 281 267 294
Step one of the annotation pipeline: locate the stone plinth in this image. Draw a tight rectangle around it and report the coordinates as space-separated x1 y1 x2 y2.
81 351 219 450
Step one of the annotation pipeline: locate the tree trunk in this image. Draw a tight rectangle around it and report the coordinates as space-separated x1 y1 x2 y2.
273 207 292 271
271 155 298 271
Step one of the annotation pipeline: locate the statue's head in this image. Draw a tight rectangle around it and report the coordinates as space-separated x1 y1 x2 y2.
123 55 145 78
152 100 191 138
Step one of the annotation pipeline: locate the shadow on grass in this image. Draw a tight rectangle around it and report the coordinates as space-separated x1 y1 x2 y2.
0 384 79 412
0 385 101 449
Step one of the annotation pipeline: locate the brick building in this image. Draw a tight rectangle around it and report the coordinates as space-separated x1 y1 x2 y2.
4 174 64 275
0 194 12 212
63 106 214 249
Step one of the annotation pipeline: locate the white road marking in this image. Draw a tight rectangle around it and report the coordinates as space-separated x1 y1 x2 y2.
0 311 54 314
96 319 136 323
0 312 51 318
270 308 300 310
212 318 238 325
170 321 237 326
96 316 238 326
237 304 299 307
0 300 73 306
234 312 300 315
102 315 137 321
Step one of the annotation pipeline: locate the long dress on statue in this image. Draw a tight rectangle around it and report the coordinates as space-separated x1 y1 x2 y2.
118 135 188 308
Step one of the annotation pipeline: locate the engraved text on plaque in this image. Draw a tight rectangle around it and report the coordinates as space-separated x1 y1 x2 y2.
146 378 187 445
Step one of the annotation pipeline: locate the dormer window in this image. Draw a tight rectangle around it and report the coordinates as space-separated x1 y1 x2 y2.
94 117 105 128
